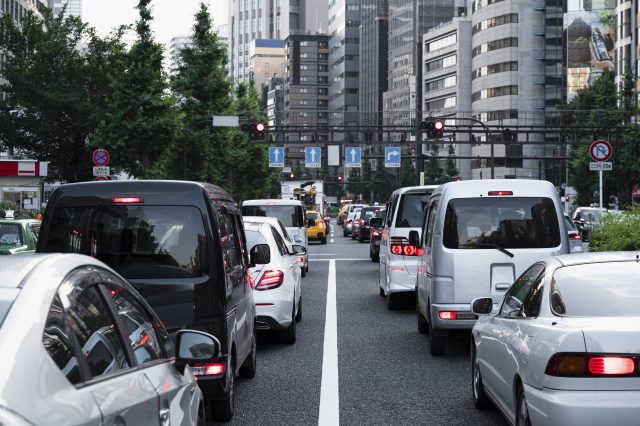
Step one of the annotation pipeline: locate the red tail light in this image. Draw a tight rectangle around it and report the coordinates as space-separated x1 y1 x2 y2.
546 353 639 377
487 191 513 196
391 245 403 255
390 237 422 257
296 256 304 263
569 232 582 240
248 274 255 289
191 362 225 376
372 230 380 237
438 311 457 320
112 197 144 204
255 270 284 290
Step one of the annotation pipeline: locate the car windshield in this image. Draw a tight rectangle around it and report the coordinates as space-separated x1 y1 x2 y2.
395 193 429 228
551 262 640 316
242 205 304 228
40 206 209 279
443 197 561 249
0 223 23 247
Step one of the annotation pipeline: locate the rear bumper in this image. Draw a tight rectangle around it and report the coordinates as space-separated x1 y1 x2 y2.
386 261 417 294
525 384 640 426
255 293 294 328
194 354 230 400
431 303 476 330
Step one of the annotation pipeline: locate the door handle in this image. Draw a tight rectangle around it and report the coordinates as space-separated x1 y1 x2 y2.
159 408 170 426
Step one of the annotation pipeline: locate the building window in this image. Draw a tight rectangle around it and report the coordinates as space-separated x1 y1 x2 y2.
472 85 518 102
425 96 457 111
426 33 457 52
425 54 457 72
472 61 518 79
471 14 518 35
472 37 518 57
425 74 457 92
472 110 518 122
471 0 505 13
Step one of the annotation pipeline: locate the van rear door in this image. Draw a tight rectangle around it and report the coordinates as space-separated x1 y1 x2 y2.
391 192 430 275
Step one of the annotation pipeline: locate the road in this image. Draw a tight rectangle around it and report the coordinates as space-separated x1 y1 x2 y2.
221 221 506 425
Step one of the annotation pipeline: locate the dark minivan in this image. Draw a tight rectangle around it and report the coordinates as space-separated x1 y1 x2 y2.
37 180 256 421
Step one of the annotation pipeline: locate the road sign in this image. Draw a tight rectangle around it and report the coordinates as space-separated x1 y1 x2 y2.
384 147 401 167
589 140 612 162
94 175 108 181
345 146 361 168
93 166 110 176
212 115 239 127
268 147 285 167
305 147 321 168
589 161 612 171
92 149 110 166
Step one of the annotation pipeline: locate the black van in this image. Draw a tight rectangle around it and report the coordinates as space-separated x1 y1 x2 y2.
37 180 256 421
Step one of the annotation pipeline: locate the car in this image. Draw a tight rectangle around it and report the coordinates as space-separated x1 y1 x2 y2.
0 253 213 425
355 206 382 243
242 215 306 275
337 200 352 226
0 217 40 255
242 199 309 275
572 207 606 242
471 252 640 426
305 210 327 244
564 214 583 253
415 179 569 355
379 185 438 310
36 180 256 421
350 206 368 239
244 221 304 343
369 207 386 262
342 204 366 237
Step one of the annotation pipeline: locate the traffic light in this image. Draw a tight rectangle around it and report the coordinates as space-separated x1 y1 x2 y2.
288 173 295 180
337 176 343 183
241 121 267 137
419 117 444 139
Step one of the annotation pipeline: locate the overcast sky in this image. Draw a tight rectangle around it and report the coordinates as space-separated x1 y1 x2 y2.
82 0 229 46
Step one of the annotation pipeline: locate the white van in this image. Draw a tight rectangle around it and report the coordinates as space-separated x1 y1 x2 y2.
414 179 569 355
242 199 308 273
378 185 438 309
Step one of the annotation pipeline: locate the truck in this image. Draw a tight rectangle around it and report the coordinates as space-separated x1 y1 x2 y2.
281 180 325 216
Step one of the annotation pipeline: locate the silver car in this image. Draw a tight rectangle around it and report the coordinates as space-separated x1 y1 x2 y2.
0 253 220 426
471 252 640 426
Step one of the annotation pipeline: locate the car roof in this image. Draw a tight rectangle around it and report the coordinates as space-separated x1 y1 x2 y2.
0 253 103 289
242 199 303 206
0 219 40 225
243 222 272 233
391 185 439 196
549 251 640 268
432 179 557 198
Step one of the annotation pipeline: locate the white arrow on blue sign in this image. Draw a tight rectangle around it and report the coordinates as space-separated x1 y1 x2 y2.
268 147 285 167
305 147 321 168
345 146 361 168
385 147 401 168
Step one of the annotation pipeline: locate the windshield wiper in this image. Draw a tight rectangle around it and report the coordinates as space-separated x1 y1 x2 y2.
459 243 514 258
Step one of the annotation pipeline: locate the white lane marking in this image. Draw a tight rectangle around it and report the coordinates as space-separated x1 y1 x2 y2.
330 239 334 243
319 260 339 426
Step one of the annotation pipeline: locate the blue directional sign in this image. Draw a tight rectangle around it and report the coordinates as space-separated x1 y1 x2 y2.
268 146 285 167
345 146 362 168
305 147 321 168
385 146 401 168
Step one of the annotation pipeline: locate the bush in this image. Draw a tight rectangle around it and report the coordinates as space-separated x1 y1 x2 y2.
0 201 16 211
589 209 640 251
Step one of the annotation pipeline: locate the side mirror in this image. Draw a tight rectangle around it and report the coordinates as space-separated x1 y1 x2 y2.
471 297 494 315
369 218 383 228
250 244 271 265
408 230 420 247
292 244 307 255
174 330 221 374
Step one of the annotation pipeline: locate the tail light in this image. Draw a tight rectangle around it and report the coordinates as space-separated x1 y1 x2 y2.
390 237 423 257
255 270 284 290
545 353 640 377
112 197 144 204
296 256 304 263
438 311 457 320
372 230 380 237
487 191 513 196
248 273 255 289
191 362 225 377
569 232 581 240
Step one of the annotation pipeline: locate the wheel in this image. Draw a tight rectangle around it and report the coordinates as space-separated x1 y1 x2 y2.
472 345 490 410
417 302 428 334
428 314 446 356
373 252 379 262
305 264 309 272
321 234 327 244
196 401 206 426
295 298 302 322
238 327 257 378
351 233 356 240
516 382 532 426
210 356 235 421
343 230 348 237
301 267 306 278
386 292 400 310
379 286 385 297
279 305 297 344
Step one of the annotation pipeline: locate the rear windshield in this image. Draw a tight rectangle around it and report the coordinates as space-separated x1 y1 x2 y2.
242 205 304 228
40 206 209 279
0 223 23 247
306 212 320 220
551 263 640 316
395 193 429 228
443 197 561 249
360 208 381 220
245 229 267 250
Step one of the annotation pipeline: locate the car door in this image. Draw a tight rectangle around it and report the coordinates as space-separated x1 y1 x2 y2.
58 268 160 426
418 199 438 314
232 211 253 358
100 271 199 426
482 263 545 416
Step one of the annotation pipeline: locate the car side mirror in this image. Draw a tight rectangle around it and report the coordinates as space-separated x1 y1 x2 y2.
250 244 271 265
369 218 383 228
471 297 494 315
408 230 420 247
292 244 307 255
175 330 221 374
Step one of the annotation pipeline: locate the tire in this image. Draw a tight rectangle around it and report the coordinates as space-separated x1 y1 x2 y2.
373 252 379 263
321 234 327 244
238 328 257 378
428 314 446 356
305 264 309 272
196 401 206 426
295 298 302 322
379 286 385 297
210 356 235 421
279 305 297 344
516 382 532 426
358 236 364 243
386 292 400 310
472 345 490 410
301 267 306 278
343 230 348 237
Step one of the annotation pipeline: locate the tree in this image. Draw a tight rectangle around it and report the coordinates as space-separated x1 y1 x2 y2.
398 147 417 187
0 7 127 182
444 144 459 181
93 0 180 178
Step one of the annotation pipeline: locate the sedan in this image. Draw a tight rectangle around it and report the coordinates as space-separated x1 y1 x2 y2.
0 253 217 425
244 221 304 344
471 252 640 426
0 218 40 254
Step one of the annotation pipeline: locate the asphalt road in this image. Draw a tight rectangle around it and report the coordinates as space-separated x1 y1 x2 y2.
219 222 506 425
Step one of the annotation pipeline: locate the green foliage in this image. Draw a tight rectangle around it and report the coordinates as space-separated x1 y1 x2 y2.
589 209 640 251
398 148 417 187
0 201 16 211
599 10 615 29
444 144 459 181
424 144 445 185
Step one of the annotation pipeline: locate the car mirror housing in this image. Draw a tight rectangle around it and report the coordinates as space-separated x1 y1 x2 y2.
471 297 494 315
292 244 307 255
175 330 221 374
250 244 271 265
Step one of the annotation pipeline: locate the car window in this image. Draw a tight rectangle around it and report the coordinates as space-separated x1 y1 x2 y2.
242 205 304 228
218 209 242 272
498 263 545 318
278 222 292 243
0 223 23 247
521 269 545 318
395 193 429 228
306 212 320 221
232 213 249 266
387 196 398 227
43 294 83 385
30 223 41 238
271 227 288 256
423 202 438 248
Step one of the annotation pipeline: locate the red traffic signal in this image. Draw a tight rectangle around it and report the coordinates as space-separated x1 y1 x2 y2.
241 121 267 137
419 118 444 139
337 176 343 182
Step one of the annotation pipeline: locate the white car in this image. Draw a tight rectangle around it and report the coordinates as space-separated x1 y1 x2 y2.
244 222 303 344
471 252 640 426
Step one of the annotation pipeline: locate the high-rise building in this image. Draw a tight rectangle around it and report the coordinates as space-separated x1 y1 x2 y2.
48 0 80 18
250 39 286 92
614 0 635 93
228 0 328 83
264 76 284 130
168 35 193 75
359 0 388 128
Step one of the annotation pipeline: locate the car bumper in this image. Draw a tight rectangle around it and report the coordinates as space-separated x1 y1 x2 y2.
431 303 476 330
386 262 417 294
193 354 230 400
255 294 294 329
525 384 640 426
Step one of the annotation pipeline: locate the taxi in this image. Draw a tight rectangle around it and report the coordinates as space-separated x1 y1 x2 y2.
0 215 41 255
305 210 327 244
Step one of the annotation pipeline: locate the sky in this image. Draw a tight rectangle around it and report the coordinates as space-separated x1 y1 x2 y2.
82 0 229 46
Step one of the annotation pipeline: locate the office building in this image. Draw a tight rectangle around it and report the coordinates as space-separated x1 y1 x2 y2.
168 35 193 74
48 0 80 17
250 39 285 92
264 76 284 132
359 0 388 128
614 0 636 93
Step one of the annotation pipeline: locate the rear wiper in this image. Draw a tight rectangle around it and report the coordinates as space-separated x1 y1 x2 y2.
459 243 514 258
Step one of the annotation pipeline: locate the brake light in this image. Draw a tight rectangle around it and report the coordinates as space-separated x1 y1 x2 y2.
569 232 582 240
546 354 639 377
191 362 225 376
390 237 422 256
391 245 403 255
255 270 284 290
487 191 513 196
589 357 635 375
137 333 149 346
372 230 380 237
248 274 255 289
112 197 144 204
438 311 457 320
